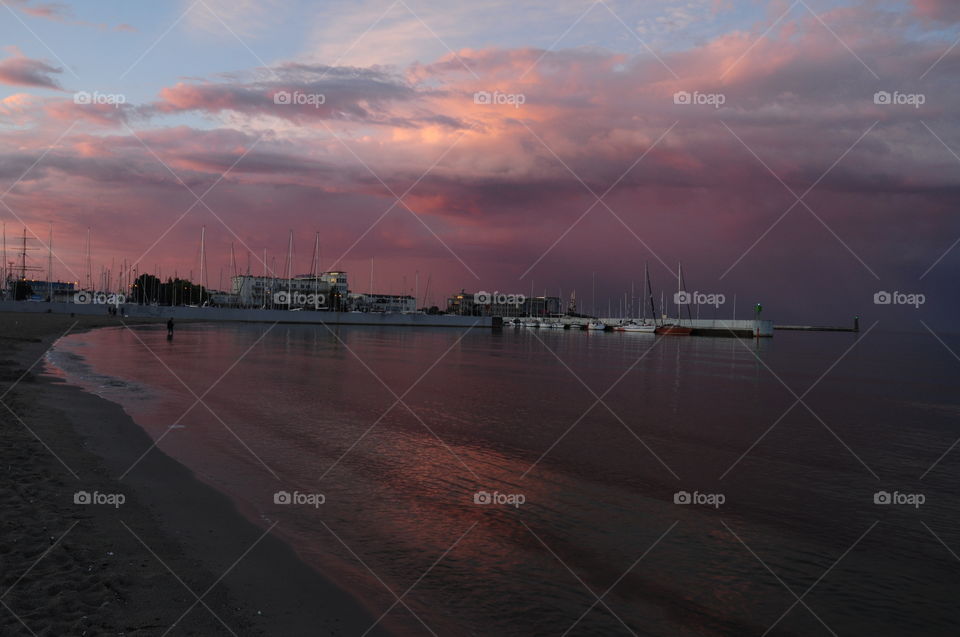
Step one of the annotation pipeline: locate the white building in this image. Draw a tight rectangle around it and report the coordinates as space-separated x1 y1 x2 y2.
231 271 348 308
348 293 416 313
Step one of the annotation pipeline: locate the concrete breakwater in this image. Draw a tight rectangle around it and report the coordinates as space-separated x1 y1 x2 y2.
0 300 490 328
0 301 777 335
506 316 776 337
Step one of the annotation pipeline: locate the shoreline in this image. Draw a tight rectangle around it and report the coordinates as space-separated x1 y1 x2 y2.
0 312 385 636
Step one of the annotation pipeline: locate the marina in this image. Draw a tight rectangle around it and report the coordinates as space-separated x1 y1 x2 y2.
0 300 778 336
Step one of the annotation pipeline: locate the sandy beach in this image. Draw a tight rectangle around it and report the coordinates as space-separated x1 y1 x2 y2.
0 312 382 636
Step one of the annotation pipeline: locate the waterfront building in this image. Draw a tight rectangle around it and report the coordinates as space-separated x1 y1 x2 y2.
231 271 348 308
349 293 416 313
447 291 560 317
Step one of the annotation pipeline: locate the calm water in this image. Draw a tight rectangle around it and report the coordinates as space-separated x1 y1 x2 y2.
48 323 960 636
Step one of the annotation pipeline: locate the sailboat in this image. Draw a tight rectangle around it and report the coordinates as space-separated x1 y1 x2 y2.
614 263 656 332
587 320 606 330
656 262 693 335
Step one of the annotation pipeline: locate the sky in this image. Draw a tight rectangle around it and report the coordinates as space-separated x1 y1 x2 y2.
0 0 958 326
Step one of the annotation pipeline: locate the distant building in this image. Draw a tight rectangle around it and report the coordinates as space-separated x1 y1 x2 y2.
447 291 559 316
522 296 561 317
230 271 348 308
8 279 76 301
209 291 241 306
349 293 416 313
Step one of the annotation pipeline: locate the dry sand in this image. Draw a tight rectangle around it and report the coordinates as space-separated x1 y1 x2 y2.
0 312 384 636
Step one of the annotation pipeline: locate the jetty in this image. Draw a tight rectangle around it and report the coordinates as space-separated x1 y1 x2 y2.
0 300 490 328
774 317 860 333
502 317 775 337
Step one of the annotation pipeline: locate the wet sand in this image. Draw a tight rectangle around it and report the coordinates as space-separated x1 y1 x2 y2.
0 312 383 636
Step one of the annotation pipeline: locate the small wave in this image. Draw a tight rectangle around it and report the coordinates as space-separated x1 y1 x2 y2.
45 344 154 402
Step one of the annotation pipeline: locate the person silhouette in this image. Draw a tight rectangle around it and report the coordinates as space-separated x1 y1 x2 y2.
167 317 174 339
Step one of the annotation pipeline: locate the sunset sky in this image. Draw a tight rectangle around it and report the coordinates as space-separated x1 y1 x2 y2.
1 0 958 324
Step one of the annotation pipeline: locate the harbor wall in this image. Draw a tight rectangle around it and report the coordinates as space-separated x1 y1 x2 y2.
539 316 775 336
0 301 491 328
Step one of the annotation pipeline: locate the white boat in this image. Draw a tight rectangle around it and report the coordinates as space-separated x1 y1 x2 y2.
524 320 541 328
548 321 564 329
619 322 656 333
587 321 606 330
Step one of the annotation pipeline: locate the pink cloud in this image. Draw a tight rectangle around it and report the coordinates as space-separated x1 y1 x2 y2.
2 3 959 322
152 65 463 129
0 54 63 90
913 0 960 22
6 0 72 21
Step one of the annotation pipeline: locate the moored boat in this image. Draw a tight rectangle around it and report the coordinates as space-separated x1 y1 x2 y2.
620 322 656 333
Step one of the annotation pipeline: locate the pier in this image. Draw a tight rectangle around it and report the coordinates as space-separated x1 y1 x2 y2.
0 300 491 328
774 317 860 333
502 317 775 337
0 301 783 335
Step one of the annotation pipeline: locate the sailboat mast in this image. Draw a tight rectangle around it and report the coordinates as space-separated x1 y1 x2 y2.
47 223 53 301
312 232 320 300
286 230 293 304
676 262 681 323
642 263 647 323
85 228 92 291
199 225 206 303
20 228 26 281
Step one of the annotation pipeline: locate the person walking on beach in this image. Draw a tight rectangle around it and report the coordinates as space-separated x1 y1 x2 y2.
167 317 174 338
